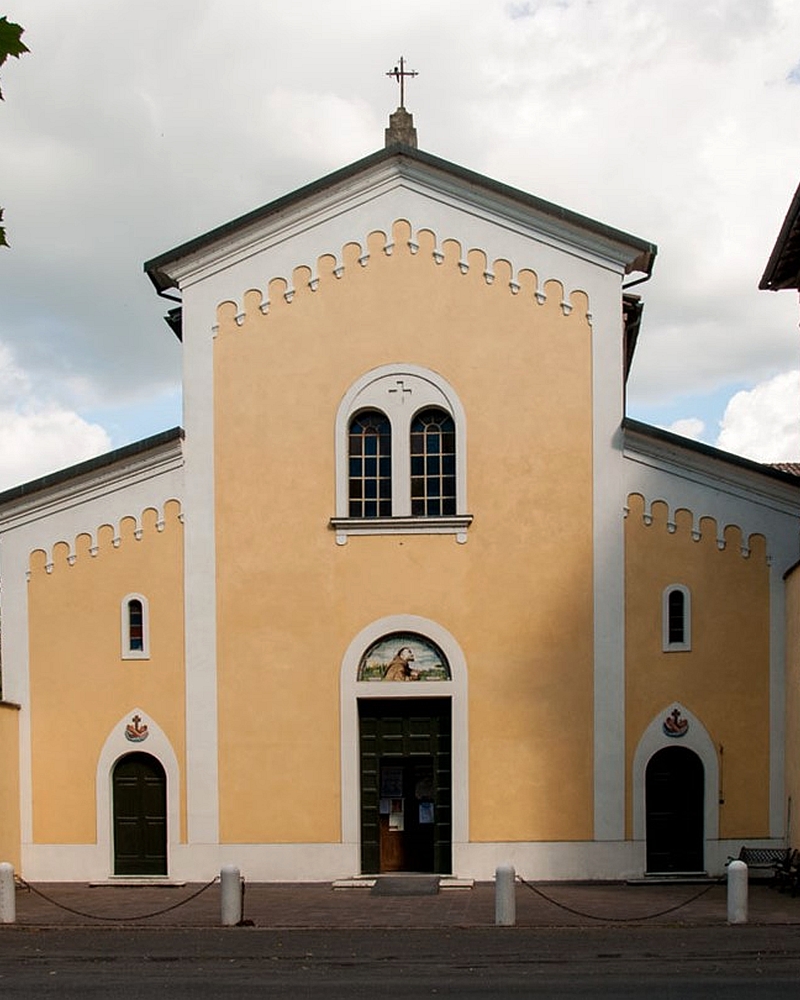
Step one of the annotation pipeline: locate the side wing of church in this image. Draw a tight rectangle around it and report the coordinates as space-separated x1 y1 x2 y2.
0 120 798 882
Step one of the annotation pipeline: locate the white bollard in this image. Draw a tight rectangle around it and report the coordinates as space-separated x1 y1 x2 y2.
727 859 748 925
495 864 516 926
0 863 15 924
220 865 242 926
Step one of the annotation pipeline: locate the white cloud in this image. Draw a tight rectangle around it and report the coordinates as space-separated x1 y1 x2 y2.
668 417 706 441
0 345 111 492
715 370 800 462
2 0 800 467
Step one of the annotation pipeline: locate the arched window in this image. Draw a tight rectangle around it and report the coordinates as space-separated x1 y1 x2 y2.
122 594 150 659
662 585 691 652
348 410 392 518
332 365 471 543
410 409 456 516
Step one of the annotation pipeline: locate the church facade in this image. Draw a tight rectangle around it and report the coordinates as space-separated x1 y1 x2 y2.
0 119 798 882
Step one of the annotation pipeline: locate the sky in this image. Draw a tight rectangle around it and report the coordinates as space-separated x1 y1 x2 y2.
1 0 799 492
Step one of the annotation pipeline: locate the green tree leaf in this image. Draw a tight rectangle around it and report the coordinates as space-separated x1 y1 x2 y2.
0 16 28 98
0 17 28 246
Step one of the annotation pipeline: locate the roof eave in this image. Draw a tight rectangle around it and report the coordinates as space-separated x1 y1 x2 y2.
623 416 800 488
0 427 184 510
760 181 800 291
144 144 656 293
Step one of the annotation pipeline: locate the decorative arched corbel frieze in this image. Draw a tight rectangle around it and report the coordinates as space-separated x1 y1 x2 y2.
213 219 595 336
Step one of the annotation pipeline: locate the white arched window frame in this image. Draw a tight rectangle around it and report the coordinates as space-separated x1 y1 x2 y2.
662 584 691 652
121 593 150 659
331 364 472 544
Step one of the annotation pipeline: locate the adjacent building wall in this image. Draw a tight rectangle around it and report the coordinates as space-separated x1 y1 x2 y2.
625 493 772 841
26 501 186 847
786 562 800 849
0 702 20 869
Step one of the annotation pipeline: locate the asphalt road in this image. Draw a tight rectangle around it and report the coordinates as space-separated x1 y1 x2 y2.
2 925 800 998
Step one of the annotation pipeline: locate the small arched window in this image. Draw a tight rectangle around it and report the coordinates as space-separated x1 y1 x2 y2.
122 594 150 659
410 409 456 516
662 585 691 652
348 410 392 518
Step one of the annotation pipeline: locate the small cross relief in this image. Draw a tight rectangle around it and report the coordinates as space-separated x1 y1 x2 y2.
387 379 413 402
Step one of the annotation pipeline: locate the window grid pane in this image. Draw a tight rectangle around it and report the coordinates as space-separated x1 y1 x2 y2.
349 411 392 517
128 599 144 651
410 409 456 516
667 590 685 644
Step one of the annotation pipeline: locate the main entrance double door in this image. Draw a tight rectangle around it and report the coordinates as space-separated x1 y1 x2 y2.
359 699 451 874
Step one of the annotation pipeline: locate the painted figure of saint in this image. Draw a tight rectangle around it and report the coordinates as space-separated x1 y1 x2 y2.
383 646 421 681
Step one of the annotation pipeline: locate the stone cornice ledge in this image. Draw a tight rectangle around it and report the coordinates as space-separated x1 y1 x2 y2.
330 514 473 545
623 420 800 515
0 441 184 533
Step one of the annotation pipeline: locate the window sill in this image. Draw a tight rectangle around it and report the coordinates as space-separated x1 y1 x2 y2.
330 514 473 545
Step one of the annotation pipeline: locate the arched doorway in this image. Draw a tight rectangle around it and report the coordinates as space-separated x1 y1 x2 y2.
645 746 704 873
112 752 167 876
341 615 468 878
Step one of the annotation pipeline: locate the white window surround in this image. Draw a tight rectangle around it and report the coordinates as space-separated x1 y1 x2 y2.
96 709 180 878
662 584 691 652
632 703 719 848
339 614 468 864
121 593 150 659
331 364 471 544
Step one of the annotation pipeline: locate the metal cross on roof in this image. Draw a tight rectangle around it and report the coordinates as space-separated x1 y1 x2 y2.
386 56 418 109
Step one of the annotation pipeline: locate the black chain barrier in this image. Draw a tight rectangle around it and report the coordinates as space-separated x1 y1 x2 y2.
15 875 219 922
516 874 726 923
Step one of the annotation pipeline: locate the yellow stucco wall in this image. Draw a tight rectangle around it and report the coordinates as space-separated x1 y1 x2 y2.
625 494 771 839
214 222 598 844
786 565 800 849
27 500 186 844
0 702 21 868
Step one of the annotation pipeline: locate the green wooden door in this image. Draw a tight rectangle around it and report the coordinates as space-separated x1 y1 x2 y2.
113 752 167 876
359 699 452 874
645 746 704 873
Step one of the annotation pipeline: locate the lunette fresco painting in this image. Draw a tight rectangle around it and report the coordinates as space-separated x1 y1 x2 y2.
357 633 451 682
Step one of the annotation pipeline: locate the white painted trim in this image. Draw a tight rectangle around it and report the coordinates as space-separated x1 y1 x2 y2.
339 615 468 873
180 290 220 845
121 593 150 659
661 584 691 652
632 703 719 873
22 835 771 883
329 515 473 545
592 284 627 842
96 709 181 878
623 430 800 518
0 439 183 533
769 563 786 838
158 157 646 296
